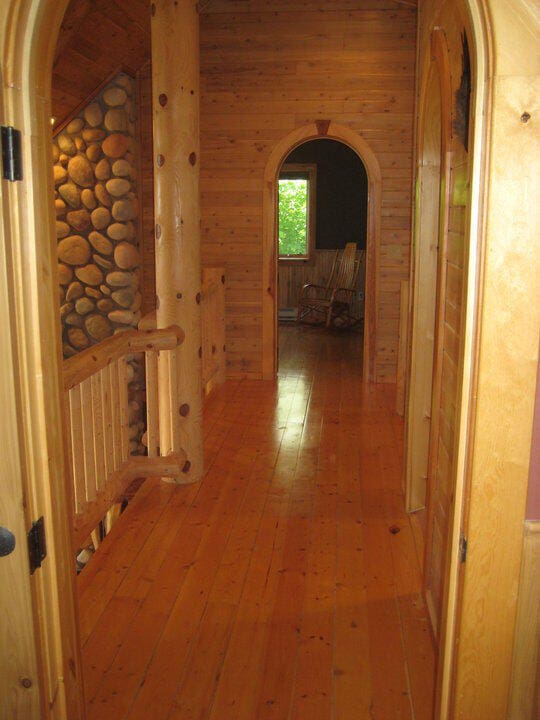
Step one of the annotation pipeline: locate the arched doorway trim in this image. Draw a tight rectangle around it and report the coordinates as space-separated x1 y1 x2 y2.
262 122 381 382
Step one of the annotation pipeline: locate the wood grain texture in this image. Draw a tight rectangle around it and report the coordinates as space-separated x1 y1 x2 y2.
194 1 415 380
78 325 435 719
52 0 150 125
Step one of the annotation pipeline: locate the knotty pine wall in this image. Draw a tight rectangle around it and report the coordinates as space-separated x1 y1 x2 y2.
198 0 417 379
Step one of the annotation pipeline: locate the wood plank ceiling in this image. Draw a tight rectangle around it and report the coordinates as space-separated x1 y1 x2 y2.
52 0 151 127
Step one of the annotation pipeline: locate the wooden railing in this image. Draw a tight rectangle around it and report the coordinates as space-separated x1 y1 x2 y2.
63 327 186 550
201 267 226 395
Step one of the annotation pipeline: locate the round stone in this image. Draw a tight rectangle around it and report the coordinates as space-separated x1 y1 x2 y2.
125 221 136 241
68 328 90 349
102 133 128 159
74 137 86 152
58 264 73 285
85 314 113 341
59 153 70 166
91 206 111 230
82 128 106 143
104 108 128 132
84 103 103 127
107 222 128 241
114 242 140 269
85 287 102 299
65 312 84 327
86 144 102 162
75 264 103 286
66 209 91 232
56 221 70 239
131 292 142 312
63 344 78 359
106 178 131 197
111 288 134 308
93 254 113 270
88 231 113 255
58 182 81 209
95 183 112 207
103 87 127 107
55 198 66 216
95 158 111 181
81 189 97 210
106 271 133 287
58 134 76 155
112 199 135 221
53 164 67 186
57 235 91 265
66 118 84 134
68 155 93 188
114 75 133 94
108 309 135 325
75 297 95 315
66 281 84 301
60 302 73 321
100 284 111 296
97 298 114 312
112 159 132 177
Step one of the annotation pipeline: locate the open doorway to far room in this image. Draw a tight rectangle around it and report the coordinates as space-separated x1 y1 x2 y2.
276 139 368 377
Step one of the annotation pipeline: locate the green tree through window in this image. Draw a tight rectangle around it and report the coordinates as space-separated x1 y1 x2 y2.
278 177 308 257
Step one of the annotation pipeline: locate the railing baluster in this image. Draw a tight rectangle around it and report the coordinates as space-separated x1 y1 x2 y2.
110 362 122 471
69 385 85 515
145 350 159 457
100 367 114 480
80 378 97 502
118 356 130 461
91 372 106 491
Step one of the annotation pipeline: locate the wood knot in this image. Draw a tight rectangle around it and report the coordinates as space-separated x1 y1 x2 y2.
151 3 156 16
158 93 168 107
521 112 531 123
157 154 165 167
221 274 225 284
176 292 182 299
189 152 197 166
195 292 201 304
182 460 191 473
179 403 190 417
155 223 161 239
198 346 202 358
212 344 216 354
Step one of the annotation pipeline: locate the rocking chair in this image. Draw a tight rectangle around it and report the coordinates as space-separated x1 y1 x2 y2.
297 243 361 328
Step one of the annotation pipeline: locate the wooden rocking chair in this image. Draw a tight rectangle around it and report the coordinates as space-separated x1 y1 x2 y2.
297 242 361 328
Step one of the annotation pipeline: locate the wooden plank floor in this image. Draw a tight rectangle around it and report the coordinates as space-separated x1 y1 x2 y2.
78 324 435 720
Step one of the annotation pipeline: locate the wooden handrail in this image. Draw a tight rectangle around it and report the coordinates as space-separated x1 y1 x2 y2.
63 326 184 390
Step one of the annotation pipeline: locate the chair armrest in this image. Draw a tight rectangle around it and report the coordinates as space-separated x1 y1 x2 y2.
330 286 356 302
300 283 330 300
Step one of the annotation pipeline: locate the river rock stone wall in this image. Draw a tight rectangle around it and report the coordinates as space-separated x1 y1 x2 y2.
54 73 145 455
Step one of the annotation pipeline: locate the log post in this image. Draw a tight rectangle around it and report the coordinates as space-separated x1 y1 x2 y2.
151 0 203 482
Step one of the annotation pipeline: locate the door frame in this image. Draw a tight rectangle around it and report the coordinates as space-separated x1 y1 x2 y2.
1 1 84 718
262 122 381 382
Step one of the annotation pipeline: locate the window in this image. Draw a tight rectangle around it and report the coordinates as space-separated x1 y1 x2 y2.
278 163 316 262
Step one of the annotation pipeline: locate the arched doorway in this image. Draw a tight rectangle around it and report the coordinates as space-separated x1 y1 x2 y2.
276 138 368 370
262 122 381 382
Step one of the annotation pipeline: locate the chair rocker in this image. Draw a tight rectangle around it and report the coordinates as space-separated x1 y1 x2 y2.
297 242 361 329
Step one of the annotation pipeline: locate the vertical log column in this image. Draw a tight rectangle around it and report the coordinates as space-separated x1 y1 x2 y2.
151 0 203 482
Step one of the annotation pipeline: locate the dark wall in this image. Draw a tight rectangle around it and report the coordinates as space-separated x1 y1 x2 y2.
284 139 368 251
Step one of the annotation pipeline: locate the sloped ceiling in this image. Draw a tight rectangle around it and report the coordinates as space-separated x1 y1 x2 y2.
52 0 150 127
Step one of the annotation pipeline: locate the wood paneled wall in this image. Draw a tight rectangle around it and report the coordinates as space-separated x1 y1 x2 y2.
278 250 365 319
198 0 417 379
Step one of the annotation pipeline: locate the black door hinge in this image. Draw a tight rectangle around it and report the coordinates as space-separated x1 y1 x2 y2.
1 126 23 181
28 517 47 574
459 532 468 563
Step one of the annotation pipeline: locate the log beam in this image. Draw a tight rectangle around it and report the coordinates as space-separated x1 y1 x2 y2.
151 0 203 482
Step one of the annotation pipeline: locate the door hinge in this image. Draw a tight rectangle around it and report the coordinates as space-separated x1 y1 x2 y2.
459 532 468 563
1 125 23 181
28 517 47 574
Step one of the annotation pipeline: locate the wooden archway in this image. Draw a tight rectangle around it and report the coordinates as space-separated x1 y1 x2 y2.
262 122 382 382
